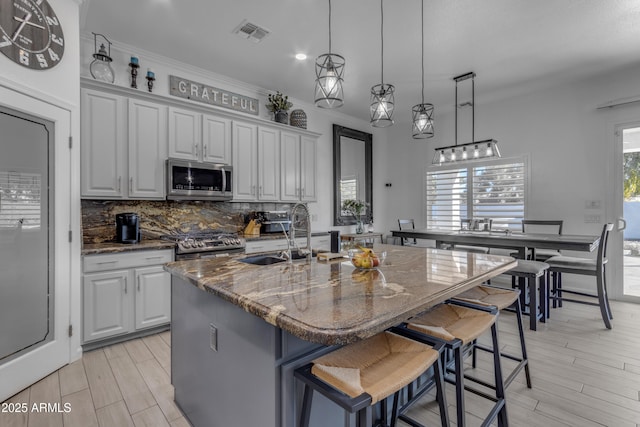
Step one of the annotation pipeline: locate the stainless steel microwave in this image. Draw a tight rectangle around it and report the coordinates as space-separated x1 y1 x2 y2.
166 159 233 201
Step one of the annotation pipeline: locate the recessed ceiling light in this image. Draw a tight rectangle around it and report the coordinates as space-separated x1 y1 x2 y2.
295 53 307 60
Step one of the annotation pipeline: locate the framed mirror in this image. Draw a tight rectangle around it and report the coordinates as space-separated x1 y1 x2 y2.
333 125 373 225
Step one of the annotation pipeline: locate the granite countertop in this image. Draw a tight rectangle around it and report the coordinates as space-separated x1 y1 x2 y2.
164 243 516 345
82 239 176 255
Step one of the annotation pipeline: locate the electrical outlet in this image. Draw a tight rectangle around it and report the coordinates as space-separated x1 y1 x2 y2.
584 215 601 223
585 200 601 209
209 324 218 352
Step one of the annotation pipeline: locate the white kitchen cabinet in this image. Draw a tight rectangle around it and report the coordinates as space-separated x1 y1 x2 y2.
83 270 132 343
82 249 173 344
168 109 232 164
134 266 171 330
202 114 232 164
232 121 258 201
244 239 289 254
280 132 317 202
80 89 127 198
129 99 167 199
168 107 201 160
258 127 280 201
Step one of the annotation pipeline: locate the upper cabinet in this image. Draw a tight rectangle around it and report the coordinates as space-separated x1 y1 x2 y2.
128 99 167 199
81 88 166 199
81 89 127 198
80 79 319 202
281 132 317 202
168 108 231 164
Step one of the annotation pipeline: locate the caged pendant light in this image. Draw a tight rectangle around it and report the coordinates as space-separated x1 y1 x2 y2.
412 0 434 139
315 0 345 109
370 0 395 127
432 72 500 164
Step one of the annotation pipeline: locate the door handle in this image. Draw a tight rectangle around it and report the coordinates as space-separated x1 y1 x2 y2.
124 278 127 294
618 217 627 231
118 176 122 192
203 145 207 158
137 276 140 292
129 177 133 193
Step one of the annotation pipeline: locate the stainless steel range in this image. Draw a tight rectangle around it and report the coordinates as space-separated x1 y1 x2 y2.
161 231 245 260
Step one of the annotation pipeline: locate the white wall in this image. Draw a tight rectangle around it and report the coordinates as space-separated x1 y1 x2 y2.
0 0 83 359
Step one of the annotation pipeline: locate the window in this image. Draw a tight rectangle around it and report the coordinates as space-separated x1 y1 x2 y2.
0 171 41 229
426 157 527 231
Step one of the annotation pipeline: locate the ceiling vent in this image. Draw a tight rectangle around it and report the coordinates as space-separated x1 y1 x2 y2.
232 19 271 43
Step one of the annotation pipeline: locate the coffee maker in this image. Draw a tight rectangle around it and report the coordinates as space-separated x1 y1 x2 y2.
116 213 140 244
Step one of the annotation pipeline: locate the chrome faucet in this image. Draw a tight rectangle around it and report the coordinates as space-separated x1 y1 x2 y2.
277 221 293 262
290 203 312 260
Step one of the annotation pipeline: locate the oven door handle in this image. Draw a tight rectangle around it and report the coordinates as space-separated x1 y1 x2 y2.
222 167 227 195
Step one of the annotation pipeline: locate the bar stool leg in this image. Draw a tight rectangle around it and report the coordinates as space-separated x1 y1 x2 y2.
389 391 400 427
490 324 508 427
299 384 313 427
434 357 450 427
514 299 532 388
454 347 466 427
527 276 537 331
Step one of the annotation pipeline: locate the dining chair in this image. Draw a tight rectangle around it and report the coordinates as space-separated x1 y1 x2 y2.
512 220 564 261
545 223 613 329
397 219 417 246
454 218 492 254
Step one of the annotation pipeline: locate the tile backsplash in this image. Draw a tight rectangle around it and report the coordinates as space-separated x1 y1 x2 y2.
81 200 295 244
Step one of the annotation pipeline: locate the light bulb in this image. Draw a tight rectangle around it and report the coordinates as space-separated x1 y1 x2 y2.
462 147 468 160
324 67 338 97
439 150 445 163
474 145 479 158
451 148 456 161
486 142 493 156
415 112 429 131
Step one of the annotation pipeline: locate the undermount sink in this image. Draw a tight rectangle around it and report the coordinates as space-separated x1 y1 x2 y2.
239 255 287 265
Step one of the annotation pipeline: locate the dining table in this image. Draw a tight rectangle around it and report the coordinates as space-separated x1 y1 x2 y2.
390 228 601 330
390 228 600 258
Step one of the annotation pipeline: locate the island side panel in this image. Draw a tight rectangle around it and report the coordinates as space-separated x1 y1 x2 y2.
171 276 281 427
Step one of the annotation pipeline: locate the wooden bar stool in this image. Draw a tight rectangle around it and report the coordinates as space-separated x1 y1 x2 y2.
294 330 449 427
453 285 531 389
396 303 508 427
506 260 550 330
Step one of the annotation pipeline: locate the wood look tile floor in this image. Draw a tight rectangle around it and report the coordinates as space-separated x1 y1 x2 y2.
2 300 640 427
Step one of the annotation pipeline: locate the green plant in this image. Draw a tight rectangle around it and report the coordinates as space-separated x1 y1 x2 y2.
342 199 368 217
266 91 293 112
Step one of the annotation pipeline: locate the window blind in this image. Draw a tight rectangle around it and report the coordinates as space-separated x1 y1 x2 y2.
0 171 41 229
426 158 526 231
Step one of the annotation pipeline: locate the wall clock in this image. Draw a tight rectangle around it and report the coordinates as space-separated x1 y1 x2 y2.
0 0 64 70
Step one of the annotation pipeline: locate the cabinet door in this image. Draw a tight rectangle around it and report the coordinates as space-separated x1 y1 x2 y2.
168 107 201 160
129 99 167 199
232 121 258 201
280 131 301 202
300 136 317 202
203 115 232 164
83 270 132 343
80 89 127 198
258 127 279 201
134 266 171 330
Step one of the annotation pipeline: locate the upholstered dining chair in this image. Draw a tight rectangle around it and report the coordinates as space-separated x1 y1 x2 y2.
545 223 613 329
398 219 417 246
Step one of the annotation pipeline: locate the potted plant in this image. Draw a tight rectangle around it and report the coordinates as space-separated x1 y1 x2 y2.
342 199 369 234
266 91 293 124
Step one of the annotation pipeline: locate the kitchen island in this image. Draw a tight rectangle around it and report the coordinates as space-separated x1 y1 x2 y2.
165 244 516 427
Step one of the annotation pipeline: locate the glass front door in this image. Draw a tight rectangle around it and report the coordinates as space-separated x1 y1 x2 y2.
621 126 640 299
0 108 54 362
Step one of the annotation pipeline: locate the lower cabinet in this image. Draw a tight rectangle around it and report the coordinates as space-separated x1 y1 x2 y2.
82 249 173 344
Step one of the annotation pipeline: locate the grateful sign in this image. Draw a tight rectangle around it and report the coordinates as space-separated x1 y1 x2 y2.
169 75 259 115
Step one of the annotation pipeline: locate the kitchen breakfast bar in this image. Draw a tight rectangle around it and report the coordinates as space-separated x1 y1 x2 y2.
164 244 516 427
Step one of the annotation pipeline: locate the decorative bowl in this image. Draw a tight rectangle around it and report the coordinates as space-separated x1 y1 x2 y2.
348 249 386 270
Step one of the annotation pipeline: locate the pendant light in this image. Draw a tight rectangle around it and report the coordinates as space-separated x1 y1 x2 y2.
89 33 115 84
432 72 500 164
412 0 434 139
315 0 345 109
370 0 395 127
